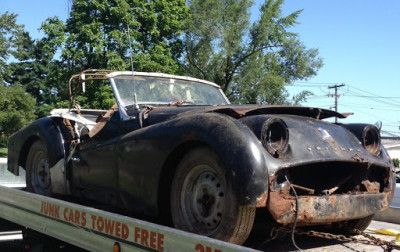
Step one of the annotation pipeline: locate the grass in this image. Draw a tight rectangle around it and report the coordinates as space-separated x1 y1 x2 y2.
0 147 7 158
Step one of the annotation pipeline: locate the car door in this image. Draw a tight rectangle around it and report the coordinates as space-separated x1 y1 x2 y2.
70 112 126 206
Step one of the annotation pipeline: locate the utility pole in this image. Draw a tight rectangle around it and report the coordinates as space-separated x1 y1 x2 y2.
328 83 345 123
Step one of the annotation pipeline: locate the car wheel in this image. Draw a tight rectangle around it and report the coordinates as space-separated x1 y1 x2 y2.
340 215 375 234
317 214 374 235
170 147 255 245
26 140 53 196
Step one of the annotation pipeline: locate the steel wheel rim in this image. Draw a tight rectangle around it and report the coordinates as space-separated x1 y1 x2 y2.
30 150 50 194
180 164 225 235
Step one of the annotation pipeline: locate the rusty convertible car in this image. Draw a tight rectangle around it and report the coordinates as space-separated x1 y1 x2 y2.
7 70 396 245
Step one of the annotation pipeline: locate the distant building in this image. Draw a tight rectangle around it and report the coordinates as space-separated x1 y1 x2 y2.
382 137 400 161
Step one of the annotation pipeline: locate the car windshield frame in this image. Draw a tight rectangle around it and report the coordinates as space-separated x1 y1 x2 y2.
67 70 230 121
107 71 230 120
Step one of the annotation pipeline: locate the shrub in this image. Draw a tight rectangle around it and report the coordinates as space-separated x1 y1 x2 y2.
393 158 399 168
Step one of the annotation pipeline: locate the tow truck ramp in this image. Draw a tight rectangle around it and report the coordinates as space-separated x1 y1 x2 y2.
0 185 258 252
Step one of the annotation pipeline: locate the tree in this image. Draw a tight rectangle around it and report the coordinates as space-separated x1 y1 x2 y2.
1 13 63 117
41 0 189 72
0 85 36 147
4 31 59 117
393 158 399 168
40 0 189 109
183 0 323 104
0 12 24 81
0 12 37 146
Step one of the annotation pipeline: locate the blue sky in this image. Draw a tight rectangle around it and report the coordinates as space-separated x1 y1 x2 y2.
2 0 400 136
277 0 400 136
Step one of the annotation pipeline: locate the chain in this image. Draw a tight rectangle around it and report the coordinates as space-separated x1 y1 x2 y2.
354 229 400 252
272 227 400 252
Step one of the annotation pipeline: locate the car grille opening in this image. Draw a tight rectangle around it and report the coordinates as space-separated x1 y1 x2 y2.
274 162 390 196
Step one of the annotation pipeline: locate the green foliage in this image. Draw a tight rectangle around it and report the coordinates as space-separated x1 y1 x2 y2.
0 12 24 81
2 1 189 114
0 85 36 146
91 85 116 109
4 33 56 106
1 12 59 118
184 0 322 105
72 81 116 110
393 158 399 168
0 12 37 147
0 147 7 157
38 0 188 108
42 0 188 72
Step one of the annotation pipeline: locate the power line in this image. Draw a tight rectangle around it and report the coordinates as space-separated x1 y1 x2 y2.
340 104 399 125
293 82 400 100
293 81 338 85
345 95 400 99
289 81 400 131
339 103 400 111
346 89 400 107
293 82 400 108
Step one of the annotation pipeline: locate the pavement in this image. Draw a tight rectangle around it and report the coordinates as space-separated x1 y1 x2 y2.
248 220 400 252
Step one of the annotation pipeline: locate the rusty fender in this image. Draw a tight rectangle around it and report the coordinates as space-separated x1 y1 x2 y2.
267 185 391 226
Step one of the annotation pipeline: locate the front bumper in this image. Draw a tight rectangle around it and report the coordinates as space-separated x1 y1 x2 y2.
268 189 392 225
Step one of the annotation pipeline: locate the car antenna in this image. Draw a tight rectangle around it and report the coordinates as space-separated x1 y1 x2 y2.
127 23 139 110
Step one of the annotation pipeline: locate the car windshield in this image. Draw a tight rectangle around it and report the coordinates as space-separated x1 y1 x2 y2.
111 75 229 106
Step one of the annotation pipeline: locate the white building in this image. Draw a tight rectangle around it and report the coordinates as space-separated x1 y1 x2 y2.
382 138 400 168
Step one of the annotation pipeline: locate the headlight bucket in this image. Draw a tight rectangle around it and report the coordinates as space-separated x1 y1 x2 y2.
261 118 289 158
341 123 381 157
362 125 381 156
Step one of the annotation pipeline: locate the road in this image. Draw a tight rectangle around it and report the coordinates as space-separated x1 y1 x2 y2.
246 220 400 252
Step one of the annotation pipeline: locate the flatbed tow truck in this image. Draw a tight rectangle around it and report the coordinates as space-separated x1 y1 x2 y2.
0 158 258 252
1 158 400 252
0 184 259 252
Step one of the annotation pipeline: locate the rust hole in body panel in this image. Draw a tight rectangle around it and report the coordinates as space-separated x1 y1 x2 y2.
273 161 389 197
361 180 380 193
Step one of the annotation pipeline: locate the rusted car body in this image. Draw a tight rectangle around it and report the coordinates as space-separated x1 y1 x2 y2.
7 70 396 245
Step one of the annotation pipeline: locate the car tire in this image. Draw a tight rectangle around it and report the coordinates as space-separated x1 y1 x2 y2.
170 147 255 245
341 215 375 233
26 140 53 196
317 214 374 235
